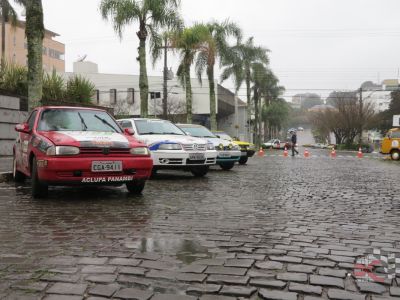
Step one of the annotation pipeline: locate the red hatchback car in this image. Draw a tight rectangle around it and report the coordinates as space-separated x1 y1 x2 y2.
13 106 153 198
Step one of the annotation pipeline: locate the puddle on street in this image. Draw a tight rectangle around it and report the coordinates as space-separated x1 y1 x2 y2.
137 237 211 264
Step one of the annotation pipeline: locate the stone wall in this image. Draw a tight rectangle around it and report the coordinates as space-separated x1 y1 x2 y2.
0 95 28 156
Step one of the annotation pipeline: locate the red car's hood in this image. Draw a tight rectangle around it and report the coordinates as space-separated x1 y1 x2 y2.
38 131 142 148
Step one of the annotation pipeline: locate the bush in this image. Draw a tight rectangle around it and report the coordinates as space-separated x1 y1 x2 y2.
65 75 95 104
336 143 374 153
0 62 28 96
42 69 65 101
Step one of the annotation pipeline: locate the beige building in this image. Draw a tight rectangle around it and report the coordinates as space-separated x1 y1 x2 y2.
0 21 65 72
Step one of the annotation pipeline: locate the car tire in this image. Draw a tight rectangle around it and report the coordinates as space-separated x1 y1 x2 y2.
190 166 209 177
391 150 400 161
13 155 26 183
126 181 146 194
239 156 248 165
219 162 235 171
31 157 48 198
150 168 158 179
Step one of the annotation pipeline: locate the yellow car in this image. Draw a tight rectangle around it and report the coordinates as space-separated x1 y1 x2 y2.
212 131 255 165
380 128 400 160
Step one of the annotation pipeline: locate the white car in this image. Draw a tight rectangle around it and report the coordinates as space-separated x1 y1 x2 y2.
117 118 217 177
177 124 242 170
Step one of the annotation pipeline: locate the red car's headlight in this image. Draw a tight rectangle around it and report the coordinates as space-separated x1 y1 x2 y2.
46 146 80 156
130 147 150 156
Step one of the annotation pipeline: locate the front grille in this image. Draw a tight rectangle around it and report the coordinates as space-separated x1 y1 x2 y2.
186 159 206 165
182 143 207 151
79 147 131 156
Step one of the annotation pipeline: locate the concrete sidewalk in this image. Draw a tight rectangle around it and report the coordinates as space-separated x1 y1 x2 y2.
0 156 12 182
0 156 12 173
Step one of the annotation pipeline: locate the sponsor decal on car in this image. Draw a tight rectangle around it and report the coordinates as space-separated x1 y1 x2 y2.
81 176 134 183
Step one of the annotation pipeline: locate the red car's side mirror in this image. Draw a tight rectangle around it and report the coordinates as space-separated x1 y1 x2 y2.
15 123 30 133
124 128 135 136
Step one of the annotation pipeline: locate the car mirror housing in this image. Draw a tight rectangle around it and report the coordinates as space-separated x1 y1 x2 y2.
15 123 30 133
124 128 135 136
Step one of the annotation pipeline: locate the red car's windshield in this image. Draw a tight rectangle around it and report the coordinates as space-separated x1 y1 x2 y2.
37 108 121 133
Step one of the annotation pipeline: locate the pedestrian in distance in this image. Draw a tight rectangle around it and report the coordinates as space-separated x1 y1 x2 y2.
291 131 299 156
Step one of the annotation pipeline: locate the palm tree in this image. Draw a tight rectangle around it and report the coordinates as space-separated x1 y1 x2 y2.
172 24 209 123
15 0 44 109
195 20 241 131
221 37 269 141
100 0 182 118
0 0 18 68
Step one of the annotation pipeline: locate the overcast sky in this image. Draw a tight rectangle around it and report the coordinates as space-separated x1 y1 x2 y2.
37 0 400 100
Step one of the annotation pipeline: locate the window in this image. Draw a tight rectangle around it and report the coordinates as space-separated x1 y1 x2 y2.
42 47 47 55
127 88 135 104
392 131 400 139
110 89 117 105
27 110 38 131
119 120 133 129
48 48 65 60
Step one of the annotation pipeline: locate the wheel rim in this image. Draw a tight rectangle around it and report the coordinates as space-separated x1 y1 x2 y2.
392 152 400 160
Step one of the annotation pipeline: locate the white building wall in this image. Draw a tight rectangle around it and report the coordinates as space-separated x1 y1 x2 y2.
362 90 391 113
65 62 217 116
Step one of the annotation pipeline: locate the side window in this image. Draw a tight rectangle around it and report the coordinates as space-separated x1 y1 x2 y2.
27 110 38 131
392 131 400 139
119 121 132 129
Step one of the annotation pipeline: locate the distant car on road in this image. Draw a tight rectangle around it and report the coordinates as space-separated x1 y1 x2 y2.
178 124 241 170
212 131 255 165
13 106 153 198
117 118 218 176
263 139 291 150
297 127 304 131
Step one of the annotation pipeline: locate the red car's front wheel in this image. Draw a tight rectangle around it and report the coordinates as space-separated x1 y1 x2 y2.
31 157 48 198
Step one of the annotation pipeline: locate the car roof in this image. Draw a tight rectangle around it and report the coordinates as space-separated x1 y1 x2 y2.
117 118 167 121
177 123 204 127
38 106 105 111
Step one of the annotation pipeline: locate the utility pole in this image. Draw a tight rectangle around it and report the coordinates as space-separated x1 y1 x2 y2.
359 88 363 144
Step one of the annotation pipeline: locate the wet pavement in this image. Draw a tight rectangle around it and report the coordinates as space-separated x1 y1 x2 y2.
0 150 399 300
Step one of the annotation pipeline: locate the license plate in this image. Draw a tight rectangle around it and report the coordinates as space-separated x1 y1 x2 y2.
91 161 122 172
189 153 205 160
219 152 231 158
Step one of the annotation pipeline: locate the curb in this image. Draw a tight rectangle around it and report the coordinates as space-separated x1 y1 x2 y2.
0 172 12 183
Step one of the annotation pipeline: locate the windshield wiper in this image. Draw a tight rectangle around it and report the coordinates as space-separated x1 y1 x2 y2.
94 115 119 132
78 112 88 131
162 132 184 135
140 132 160 135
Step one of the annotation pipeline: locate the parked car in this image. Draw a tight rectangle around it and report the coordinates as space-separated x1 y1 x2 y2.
212 131 255 165
263 139 291 150
117 118 218 176
380 128 400 160
13 106 153 198
178 124 241 170
297 127 304 131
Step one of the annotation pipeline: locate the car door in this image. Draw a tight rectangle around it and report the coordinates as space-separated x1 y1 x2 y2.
19 110 38 174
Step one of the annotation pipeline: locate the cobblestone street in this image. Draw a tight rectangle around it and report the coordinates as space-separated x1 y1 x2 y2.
0 152 399 300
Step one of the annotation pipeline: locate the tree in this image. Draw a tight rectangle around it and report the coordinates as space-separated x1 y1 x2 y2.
221 37 269 140
195 20 241 131
293 93 323 110
16 0 44 109
172 24 209 123
311 94 376 146
100 0 182 118
0 0 18 68
263 99 289 140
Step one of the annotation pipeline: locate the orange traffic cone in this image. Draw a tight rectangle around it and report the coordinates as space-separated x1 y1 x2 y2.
304 149 310 158
283 147 288 157
258 147 265 157
357 147 363 158
330 148 336 158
